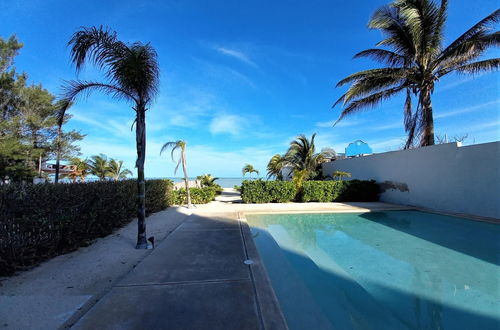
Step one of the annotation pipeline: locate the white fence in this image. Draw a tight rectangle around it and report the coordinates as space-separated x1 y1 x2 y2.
322 142 500 219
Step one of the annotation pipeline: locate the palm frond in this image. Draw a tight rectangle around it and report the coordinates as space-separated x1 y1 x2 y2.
454 58 500 75
335 86 405 126
62 80 137 104
353 49 406 66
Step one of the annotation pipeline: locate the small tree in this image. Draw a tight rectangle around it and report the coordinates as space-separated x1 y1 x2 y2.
332 170 352 181
161 140 192 208
242 164 259 179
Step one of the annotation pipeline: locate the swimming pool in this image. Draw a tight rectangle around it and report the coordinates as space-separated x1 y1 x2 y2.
246 211 499 330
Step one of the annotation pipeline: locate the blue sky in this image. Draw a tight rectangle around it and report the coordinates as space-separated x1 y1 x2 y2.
1 0 499 177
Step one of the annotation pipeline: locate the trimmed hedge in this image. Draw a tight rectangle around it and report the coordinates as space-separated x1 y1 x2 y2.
172 186 217 205
0 179 173 276
241 180 297 203
241 179 380 203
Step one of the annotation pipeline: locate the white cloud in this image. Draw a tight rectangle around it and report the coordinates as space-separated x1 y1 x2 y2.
215 46 258 68
209 114 244 136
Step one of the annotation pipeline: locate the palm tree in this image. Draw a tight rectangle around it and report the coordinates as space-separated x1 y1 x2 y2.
61 26 159 249
161 140 192 208
62 157 90 183
88 154 109 181
285 133 330 179
266 154 287 180
332 170 352 181
196 174 219 187
107 158 132 181
334 1 499 148
242 164 259 178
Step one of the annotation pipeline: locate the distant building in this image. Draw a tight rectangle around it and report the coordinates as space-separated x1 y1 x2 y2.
345 140 373 157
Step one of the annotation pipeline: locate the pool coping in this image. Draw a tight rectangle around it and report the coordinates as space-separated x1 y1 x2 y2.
237 213 289 330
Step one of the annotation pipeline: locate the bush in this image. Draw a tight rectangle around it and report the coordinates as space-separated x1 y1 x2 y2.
0 179 173 276
241 180 296 203
241 179 379 203
172 186 217 205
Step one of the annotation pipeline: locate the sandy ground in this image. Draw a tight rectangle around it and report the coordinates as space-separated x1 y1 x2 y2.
0 207 191 330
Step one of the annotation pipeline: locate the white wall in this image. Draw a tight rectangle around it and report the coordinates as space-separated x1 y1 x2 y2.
322 142 500 219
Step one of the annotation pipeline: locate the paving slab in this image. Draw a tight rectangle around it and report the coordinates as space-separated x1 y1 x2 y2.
72 280 260 330
120 223 249 285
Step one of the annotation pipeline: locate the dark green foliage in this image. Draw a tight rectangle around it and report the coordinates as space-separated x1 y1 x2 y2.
172 186 217 205
242 179 379 203
0 179 173 276
337 179 380 202
241 180 297 203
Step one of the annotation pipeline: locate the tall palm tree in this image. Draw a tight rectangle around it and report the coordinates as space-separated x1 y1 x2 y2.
266 154 287 180
161 140 192 208
88 154 109 181
242 164 259 178
285 133 329 179
107 158 132 181
334 1 499 147
61 26 159 249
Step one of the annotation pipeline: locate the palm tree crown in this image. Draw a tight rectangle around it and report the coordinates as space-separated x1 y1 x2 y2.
88 154 109 181
334 1 499 147
266 154 287 180
107 158 132 181
242 164 259 178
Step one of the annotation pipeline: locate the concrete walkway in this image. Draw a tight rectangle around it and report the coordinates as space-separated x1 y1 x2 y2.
1 189 409 330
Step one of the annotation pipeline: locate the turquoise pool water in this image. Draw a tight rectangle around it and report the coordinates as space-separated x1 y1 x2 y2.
247 211 500 330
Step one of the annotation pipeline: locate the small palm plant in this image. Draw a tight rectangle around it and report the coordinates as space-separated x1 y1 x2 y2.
242 164 259 179
61 26 160 249
107 158 132 181
197 174 219 187
332 170 352 181
161 140 192 208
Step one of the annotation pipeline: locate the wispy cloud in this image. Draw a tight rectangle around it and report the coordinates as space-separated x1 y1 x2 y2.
435 100 500 119
215 46 258 68
209 114 245 136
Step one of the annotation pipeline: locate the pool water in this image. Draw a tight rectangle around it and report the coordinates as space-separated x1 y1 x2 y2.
246 211 500 330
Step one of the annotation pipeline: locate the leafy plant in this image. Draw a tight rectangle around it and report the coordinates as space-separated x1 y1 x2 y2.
242 164 259 178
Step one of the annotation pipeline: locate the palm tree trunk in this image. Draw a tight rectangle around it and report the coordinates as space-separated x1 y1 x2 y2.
181 148 192 208
421 85 435 146
135 106 148 249
54 125 62 183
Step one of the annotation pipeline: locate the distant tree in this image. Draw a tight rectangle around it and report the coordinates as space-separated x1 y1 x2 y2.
161 140 192 208
242 164 259 178
62 26 160 249
285 133 331 180
88 154 109 181
107 158 132 181
334 1 499 148
197 174 219 187
332 170 352 181
266 154 287 180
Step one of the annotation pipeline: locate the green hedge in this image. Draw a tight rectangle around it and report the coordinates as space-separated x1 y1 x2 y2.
0 179 173 276
302 180 379 202
172 186 217 205
241 179 379 203
241 180 297 203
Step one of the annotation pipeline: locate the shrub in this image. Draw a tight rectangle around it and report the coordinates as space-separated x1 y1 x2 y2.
337 179 380 202
241 179 380 203
241 180 296 203
0 179 173 276
172 186 217 205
